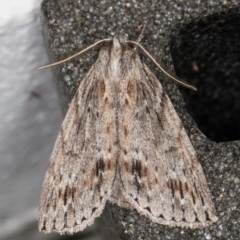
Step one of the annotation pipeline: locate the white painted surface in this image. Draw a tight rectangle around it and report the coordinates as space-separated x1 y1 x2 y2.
0 0 62 237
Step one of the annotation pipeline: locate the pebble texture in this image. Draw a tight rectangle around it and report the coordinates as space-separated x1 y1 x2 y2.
40 0 240 239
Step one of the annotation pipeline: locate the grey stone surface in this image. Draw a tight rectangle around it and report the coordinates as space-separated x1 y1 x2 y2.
39 0 240 239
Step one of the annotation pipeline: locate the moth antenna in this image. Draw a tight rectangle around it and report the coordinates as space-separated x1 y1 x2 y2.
135 24 147 44
127 40 197 91
34 38 111 71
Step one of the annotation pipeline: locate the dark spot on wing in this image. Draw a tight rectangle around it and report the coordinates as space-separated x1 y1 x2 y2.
136 161 142 178
159 214 164 219
191 162 195 170
140 83 146 98
41 218 47 231
132 160 142 178
173 179 179 192
135 197 140 204
146 106 150 114
124 126 128 136
105 97 108 104
155 110 163 128
123 149 128 155
99 79 105 98
91 207 97 215
58 188 62 199
191 191 196 204
96 158 105 177
143 167 148 177
64 186 72 205
185 182 189 192
107 160 111 170
145 207 152 213
205 211 210 221
194 212 200 222
108 146 112 153
127 80 135 99
168 146 177 153
72 187 76 201
125 98 129 105
179 180 184 199
200 195 205 206
170 179 174 197
124 162 130 172
160 91 167 109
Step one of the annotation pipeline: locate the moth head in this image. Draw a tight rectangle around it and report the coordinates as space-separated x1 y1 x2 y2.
112 34 128 50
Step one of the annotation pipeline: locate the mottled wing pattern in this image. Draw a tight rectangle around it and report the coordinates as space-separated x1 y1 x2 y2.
117 56 216 228
38 53 117 234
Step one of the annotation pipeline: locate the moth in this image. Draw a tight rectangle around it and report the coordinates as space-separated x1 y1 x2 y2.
37 32 217 234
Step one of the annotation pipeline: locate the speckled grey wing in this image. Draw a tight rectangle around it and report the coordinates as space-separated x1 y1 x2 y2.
38 58 117 234
117 60 216 228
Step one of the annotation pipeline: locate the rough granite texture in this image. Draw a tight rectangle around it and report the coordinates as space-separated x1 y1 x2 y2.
40 0 240 239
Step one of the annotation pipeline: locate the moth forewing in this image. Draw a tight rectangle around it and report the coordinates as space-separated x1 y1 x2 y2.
38 34 216 234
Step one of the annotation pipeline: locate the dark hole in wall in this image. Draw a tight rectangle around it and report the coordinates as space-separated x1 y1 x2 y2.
170 8 240 143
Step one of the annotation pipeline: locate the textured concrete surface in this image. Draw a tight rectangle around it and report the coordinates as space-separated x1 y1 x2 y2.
37 0 240 239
